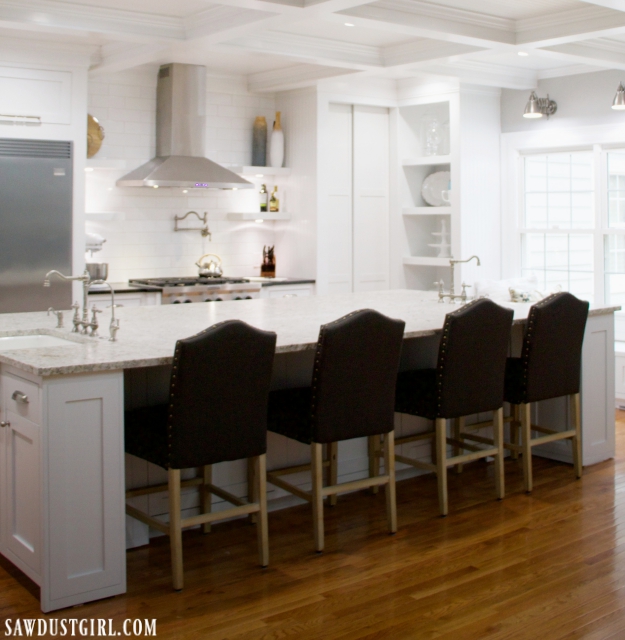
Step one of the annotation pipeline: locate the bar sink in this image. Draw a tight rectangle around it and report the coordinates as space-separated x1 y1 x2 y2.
0 334 82 350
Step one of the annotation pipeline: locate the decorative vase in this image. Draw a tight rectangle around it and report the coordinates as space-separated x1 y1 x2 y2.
252 116 267 167
269 112 284 168
421 115 441 156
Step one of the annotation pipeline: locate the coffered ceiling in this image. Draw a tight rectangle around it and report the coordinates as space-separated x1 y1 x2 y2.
3 0 625 90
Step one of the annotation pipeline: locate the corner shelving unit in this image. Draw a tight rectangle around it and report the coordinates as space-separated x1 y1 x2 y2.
397 97 456 291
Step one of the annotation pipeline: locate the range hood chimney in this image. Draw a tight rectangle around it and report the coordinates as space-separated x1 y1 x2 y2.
117 64 253 189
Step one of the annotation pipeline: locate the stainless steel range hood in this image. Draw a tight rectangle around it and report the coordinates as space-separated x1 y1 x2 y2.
117 64 253 189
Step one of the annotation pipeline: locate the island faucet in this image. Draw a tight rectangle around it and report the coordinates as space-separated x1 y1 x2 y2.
89 280 120 341
436 255 481 303
44 269 91 333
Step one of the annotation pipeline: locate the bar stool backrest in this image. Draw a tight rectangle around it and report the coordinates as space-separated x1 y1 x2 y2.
521 292 589 403
437 298 514 418
311 309 405 444
167 320 277 468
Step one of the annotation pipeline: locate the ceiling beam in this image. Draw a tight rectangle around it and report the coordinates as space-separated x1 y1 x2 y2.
533 41 625 71
248 62 357 92
414 60 538 90
89 42 171 75
336 0 515 47
516 5 625 46
0 0 184 41
580 0 625 12
226 31 381 70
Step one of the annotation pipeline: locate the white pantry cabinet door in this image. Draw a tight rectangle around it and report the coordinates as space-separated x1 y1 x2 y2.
1 373 42 585
325 103 353 294
353 105 390 292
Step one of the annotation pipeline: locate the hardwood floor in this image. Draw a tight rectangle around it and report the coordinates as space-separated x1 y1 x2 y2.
3 416 625 638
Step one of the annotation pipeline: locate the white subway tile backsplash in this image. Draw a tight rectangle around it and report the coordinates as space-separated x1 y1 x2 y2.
109 83 143 98
86 68 278 283
207 93 232 106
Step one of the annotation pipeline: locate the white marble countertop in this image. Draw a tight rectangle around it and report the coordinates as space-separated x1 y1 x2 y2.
0 290 619 377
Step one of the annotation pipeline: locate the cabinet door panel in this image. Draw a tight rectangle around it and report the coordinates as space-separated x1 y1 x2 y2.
325 103 353 293
5 411 41 577
353 105 390 292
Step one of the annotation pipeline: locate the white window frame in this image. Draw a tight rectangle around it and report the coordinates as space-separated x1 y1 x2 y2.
501 123 625 312
517 146 600 302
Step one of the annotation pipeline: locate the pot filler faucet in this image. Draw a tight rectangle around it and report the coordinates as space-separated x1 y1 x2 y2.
435 255 481 303
43 270 119 341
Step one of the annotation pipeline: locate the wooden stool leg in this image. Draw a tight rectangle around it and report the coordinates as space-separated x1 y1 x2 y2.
368 435 380 495
454 416 465 474
248 457 258 524
255 454 269 567
384 430 397 534
168 468 184 591
493 407 505 500
571 393 583 479
521 402 533 493
311 443 324 552
202 465 212 534
328 442 338 506
436 418 448 516
510 405 519 460
431 420 437 464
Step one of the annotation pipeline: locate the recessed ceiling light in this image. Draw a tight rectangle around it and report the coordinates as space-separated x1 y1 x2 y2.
255 219 264 223
518 51 529 57
345 22 355 27
255 174 264 178
182 189 188 193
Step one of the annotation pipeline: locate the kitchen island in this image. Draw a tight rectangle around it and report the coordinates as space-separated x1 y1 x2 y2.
0 290 617 612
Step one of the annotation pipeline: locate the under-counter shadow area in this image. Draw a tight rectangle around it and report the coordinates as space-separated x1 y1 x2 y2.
1 412 623 638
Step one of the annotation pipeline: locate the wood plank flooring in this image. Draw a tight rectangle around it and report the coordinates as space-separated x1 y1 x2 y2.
3 416 625 638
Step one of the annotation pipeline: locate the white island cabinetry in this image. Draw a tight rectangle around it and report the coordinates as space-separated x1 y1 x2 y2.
0 370 42 584
0 365 125 613
0 292 616 612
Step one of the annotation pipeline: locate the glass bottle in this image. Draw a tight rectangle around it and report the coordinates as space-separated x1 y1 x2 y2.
269 186 279 212
259 184 268 212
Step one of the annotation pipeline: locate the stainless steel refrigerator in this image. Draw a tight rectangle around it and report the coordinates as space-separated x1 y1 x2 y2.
0 138 73 313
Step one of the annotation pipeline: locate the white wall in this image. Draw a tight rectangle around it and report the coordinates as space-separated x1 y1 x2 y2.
85 68 286 282
501 70 625 133
273 87 318 280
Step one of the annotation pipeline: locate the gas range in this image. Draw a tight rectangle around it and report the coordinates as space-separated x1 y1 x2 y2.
128 277 262 304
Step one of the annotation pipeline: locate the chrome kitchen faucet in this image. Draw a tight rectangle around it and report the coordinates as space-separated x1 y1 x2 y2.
44 270 120 341
435 255 481 303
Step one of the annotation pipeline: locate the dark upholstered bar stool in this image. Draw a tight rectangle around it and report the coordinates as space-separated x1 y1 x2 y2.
267 309 405 552
392 298 513 516
124 320 276 591
505 292 589 493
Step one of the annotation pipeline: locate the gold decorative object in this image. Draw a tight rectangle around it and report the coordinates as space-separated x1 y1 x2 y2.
87 114 105 158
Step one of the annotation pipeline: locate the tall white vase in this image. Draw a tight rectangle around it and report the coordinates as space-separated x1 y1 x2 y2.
269 111 284 168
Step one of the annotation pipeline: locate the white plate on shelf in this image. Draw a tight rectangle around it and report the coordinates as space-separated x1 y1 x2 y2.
421 171 450 207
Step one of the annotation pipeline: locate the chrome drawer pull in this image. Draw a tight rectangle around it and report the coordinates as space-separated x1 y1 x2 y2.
0 421 10 428
11 391 29 404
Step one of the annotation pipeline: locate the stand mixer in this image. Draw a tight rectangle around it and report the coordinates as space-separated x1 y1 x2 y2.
85 232 108 285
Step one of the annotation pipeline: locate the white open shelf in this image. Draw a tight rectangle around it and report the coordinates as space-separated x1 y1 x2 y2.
403 206 452 216
85 159 127 170
85 212 126 221
230 166 291 177
403 256 450 267
402 155 451 167
228 212 291 221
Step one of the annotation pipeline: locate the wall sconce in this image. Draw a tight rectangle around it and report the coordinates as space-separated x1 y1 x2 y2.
523 91 557 119
613 83 625 110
